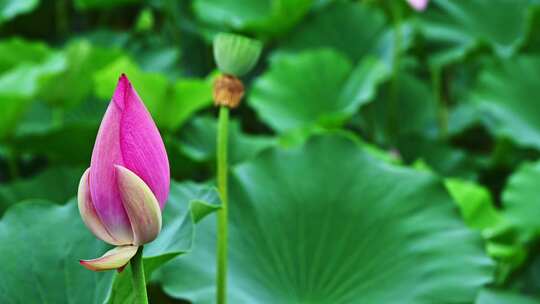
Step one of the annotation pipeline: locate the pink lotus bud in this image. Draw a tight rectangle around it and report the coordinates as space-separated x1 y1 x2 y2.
406 0 429 11
77 74 169 271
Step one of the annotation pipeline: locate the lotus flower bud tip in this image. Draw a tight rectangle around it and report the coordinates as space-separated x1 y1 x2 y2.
77 73 170 271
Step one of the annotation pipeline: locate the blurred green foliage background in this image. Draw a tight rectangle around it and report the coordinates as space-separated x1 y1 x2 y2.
2 0 540 303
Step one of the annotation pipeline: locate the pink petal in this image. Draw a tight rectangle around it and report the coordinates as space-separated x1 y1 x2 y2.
117 74 170 208
407 0 429 11
80 245 138 272
90 86 133 244
115 165 162 245
89 74 169 243
77 168 126 245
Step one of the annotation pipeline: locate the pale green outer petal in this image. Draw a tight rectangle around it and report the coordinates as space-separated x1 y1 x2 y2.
79 245 138 271
115 165 162 246
77 168 125 245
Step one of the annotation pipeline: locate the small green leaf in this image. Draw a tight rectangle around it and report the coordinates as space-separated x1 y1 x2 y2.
135 8 154 32
445 178 506 233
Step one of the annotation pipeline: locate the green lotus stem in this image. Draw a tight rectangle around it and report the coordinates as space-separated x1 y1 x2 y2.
216 106 229 304
130 246 149 304
6 147 19 180
432 67 448 137
389 2 403 143
52 108 64 126
55 0 68 37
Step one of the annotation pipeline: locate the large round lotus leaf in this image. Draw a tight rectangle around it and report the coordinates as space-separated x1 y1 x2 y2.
418 0 530 66
357 71 437 146
156 135 493 303
279 2 387 63
0 52 66 139
0 166 83 214
502 160 540 232
469 56 540 150
0 182 219 304
249 49 389 133
0 201 112 303
179 115 275 165
193 0 311 36
0 38 51 73
476 289 539 304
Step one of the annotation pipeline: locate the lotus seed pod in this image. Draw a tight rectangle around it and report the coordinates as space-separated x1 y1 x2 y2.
213 33 262 77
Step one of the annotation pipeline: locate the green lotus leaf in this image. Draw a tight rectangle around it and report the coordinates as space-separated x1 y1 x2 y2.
10 120 99 165
0 166 84 214
510 253 540 298
94 57 212 130
107 181 220 304
445 178 503 230
397 135 481 179
0 181 219 304
0 51 66 139
193 0 312 36
0 0 39 24
469 56 540 150
502 160 540 233
0 201 113 303
74 0 139 10
0 38 51 73
179 115 275 165
249 49 389 133
279 2 388 63
156 135 493 303
356 70 438 146
444 178 527 280
42 40 123 108
418 0 531 66
476 288 539 304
